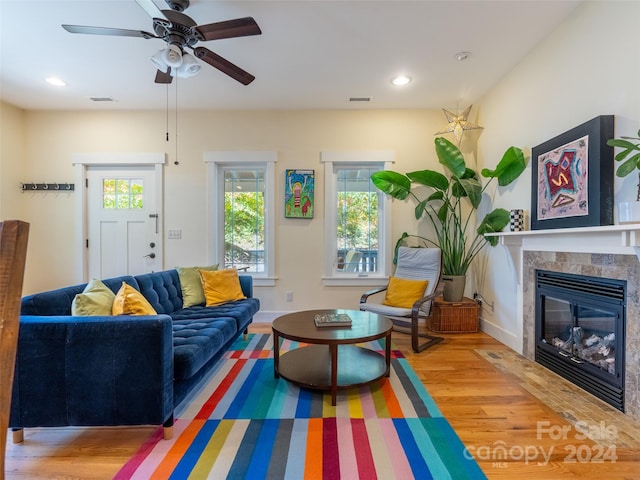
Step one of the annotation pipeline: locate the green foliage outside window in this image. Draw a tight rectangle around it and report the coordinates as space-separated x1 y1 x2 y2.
102 178 143 209
337 191 378 250
224 191 264 266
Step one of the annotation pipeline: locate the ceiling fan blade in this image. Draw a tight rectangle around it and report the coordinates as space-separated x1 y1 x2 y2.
195 17 261 41
155 68 173 84
193 47 255 85
62 24 157 39
135 0 171 25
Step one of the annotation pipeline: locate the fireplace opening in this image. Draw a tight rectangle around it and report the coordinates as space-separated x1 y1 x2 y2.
535 269 626 411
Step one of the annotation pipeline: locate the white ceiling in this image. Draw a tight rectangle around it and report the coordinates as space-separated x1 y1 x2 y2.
0 0 583 111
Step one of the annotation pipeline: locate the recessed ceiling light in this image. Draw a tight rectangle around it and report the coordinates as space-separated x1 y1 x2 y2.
391 75 411 86
455 51 471 62
45 77 66 87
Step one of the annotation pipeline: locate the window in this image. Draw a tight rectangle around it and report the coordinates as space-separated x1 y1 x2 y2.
224 169 265 272
102 178 144 209
322 151 394 286
205 151 276 287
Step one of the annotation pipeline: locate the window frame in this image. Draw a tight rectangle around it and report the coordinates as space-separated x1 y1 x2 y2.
205 151 277 287
321 150 394 286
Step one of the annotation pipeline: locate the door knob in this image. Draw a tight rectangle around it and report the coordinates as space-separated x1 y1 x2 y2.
144 253 156 259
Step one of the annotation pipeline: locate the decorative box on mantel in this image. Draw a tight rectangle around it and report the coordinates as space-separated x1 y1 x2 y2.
428 296 479 333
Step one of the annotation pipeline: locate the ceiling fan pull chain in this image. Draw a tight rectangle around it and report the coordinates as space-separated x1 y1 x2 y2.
174 77 179 165
166 83 170 142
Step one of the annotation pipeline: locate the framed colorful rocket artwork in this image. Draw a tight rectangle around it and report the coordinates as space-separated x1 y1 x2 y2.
285 169 314 218
530 115 614 230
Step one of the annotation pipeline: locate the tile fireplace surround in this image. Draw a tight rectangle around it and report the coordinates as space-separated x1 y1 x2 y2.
491 225 640 422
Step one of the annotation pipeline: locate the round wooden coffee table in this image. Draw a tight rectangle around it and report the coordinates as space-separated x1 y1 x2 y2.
272 309 393 405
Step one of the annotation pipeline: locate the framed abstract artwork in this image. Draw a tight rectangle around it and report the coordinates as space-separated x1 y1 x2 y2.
530 115 614 230
285 169 314 218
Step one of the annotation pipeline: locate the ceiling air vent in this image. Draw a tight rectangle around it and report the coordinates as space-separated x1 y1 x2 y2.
89 97 116 102
349 97 371 102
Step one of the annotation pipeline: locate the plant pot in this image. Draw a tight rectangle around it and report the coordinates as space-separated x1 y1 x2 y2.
442 274 465 302
618 201 640 224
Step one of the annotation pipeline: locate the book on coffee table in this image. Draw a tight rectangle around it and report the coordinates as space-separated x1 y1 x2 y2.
314 313 352 327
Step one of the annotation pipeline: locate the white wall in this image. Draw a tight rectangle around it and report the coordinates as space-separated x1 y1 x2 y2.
476 1 640 350
6 108 447 315
0 101 26 220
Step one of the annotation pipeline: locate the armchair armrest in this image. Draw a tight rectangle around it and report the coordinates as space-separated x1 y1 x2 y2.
411 291 439 318
360 286 388 304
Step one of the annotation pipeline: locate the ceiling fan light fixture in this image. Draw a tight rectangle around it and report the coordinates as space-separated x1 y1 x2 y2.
175 52 201 77
163 44 183 68
150 49 168 71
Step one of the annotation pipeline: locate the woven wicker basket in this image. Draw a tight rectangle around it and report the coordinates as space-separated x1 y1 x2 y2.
427 296 479 333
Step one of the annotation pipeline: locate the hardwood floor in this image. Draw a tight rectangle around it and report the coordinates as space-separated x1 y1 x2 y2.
5 322 640 479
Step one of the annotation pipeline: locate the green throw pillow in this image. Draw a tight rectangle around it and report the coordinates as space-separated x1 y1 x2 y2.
177 264 219 307
71 278 116 316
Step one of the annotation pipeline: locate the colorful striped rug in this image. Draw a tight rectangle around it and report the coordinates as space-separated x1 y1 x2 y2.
115 334 486 479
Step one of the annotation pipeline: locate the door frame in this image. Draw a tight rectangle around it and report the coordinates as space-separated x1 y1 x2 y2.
73 152 165 282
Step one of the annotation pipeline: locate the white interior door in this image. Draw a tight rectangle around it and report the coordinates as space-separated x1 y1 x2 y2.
87 166 162 279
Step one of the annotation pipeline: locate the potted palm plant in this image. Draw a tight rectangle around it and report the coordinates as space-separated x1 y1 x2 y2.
371 137 526 301
607 129 640 223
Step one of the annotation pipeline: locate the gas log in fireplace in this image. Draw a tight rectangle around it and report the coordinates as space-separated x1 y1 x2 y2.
535 269 626 411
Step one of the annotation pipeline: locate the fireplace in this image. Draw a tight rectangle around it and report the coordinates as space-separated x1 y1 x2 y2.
535 269 626 411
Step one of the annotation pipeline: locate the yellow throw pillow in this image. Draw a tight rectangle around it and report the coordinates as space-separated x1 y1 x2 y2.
71 278 115 316
177 264 219 308
383 276 429 309
199 268 246 306
112 282 157 316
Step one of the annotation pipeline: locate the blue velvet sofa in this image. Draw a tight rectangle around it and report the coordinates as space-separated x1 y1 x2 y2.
9 268 259 441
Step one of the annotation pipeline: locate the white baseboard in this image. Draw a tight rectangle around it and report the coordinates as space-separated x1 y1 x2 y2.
479 317 521 354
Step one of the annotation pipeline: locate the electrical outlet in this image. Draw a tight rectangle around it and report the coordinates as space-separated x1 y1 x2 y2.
285 291 293 302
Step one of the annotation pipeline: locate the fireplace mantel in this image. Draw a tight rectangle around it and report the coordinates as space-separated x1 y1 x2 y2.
486 225 640 284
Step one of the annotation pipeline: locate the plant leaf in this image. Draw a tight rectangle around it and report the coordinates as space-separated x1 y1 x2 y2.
615 149 633 161
607 138 639 150
427 191 444 201
435 137 466 178
437 203 447 223
477 208 510 244
481 146 526 186
616 153 640 177
456 177 482 208
393 232 410 263
451 178 467 198
370 171 411 199
460 167 478 180
415 200 427 220
407 169 449 191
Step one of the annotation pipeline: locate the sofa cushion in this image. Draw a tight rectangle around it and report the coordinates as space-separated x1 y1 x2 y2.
170 298 260 333
71 279 116 316
135 270 183 314
176 264 219 308
21 276 138 316
172 316 238 380
113 282 158 316
199 269 246 306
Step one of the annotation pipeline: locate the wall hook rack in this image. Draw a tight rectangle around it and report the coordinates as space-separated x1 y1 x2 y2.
21 182 74 192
